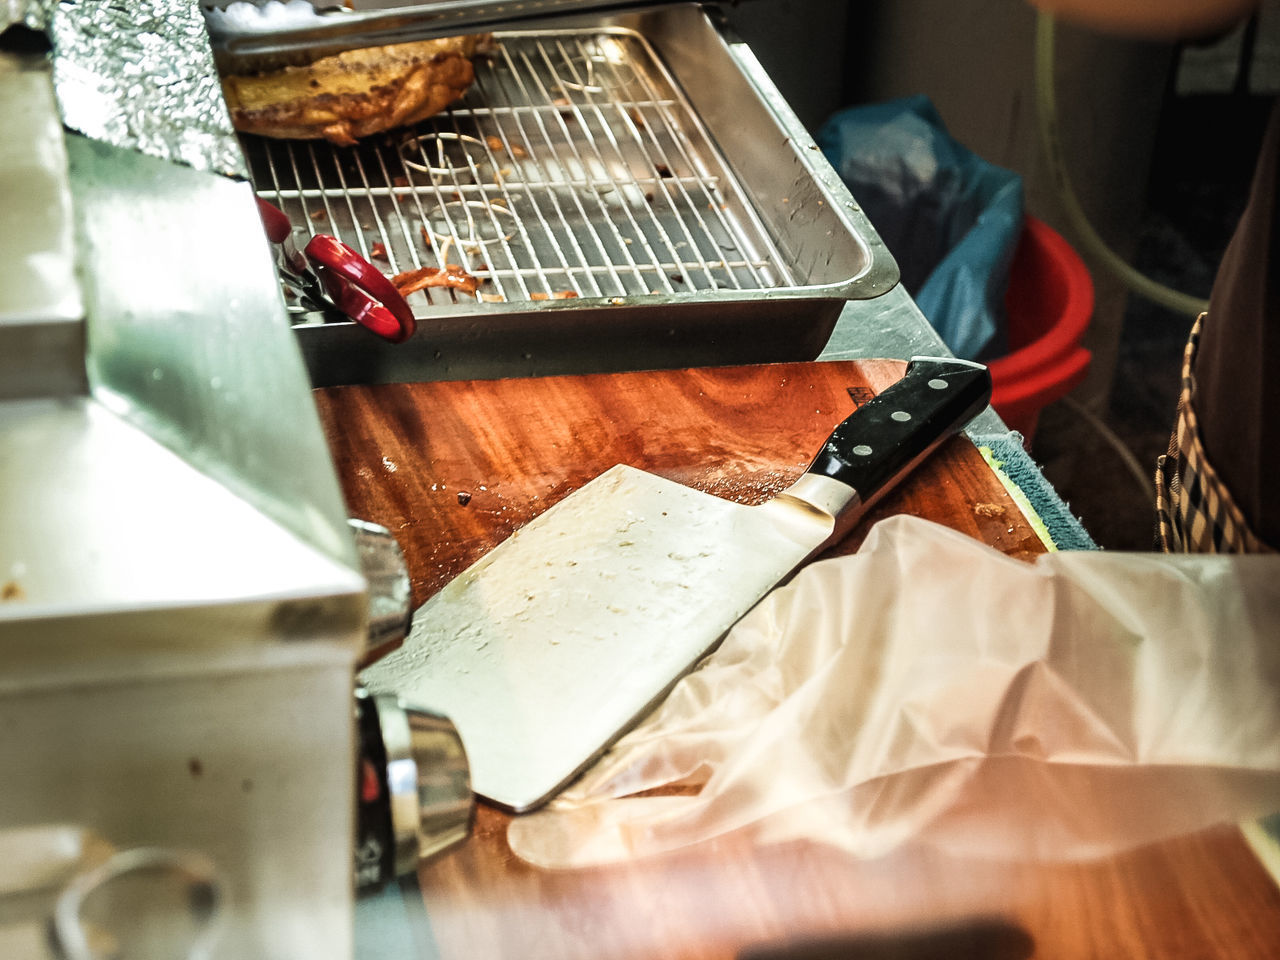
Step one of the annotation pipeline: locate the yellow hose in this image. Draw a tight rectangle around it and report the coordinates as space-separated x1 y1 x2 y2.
1034 12 1210 317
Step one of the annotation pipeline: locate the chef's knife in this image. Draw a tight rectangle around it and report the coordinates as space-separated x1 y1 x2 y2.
360 357 991 812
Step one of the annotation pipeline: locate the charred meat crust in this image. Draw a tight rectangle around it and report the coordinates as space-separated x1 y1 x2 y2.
222 35 487 146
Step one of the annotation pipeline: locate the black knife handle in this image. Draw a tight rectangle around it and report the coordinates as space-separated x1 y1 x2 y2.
805 357 992 504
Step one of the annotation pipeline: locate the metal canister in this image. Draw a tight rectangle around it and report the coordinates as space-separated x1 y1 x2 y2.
354 688 473 891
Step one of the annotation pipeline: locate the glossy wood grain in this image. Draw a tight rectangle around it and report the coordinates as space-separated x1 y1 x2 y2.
316 360 1280 960
418 808 1280 960
314 360 1043 618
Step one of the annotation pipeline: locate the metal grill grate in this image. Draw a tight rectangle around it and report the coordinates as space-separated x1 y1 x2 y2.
242 28 798 311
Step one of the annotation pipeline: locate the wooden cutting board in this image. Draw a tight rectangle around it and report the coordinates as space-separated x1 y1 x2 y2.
316 362 1280 960
313 360 1045 627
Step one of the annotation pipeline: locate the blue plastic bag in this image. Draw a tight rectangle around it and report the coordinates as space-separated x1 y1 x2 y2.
817 95 1024 361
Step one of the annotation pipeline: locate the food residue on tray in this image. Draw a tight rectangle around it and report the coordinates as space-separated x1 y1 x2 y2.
484 135 526 156
370 242 389 261
530 291 579 300
392 263 481 296
1 580 24 603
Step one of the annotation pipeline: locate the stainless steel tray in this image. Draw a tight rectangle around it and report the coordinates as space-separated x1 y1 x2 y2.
239 4 898 385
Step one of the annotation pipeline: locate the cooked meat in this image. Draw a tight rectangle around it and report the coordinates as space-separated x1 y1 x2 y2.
392 263 481 296
222 35 488 146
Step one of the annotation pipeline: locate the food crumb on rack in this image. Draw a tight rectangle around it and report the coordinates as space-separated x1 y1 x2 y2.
309 208 327 221
480 293 506 302
393 263 481 296
370 242 388 261
530 290 579 300
484 135 527 158
419 227 433 248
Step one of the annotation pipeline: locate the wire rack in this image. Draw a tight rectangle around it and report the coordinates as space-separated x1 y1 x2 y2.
242 28 798 311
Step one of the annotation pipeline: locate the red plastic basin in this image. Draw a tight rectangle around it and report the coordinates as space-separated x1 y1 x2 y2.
988 215 1094 439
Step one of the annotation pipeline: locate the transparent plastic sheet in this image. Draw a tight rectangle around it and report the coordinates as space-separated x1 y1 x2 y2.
508 516 1280 868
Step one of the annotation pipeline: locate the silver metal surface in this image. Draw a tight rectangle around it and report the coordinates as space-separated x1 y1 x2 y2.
0 646 361 960
402 707 473 860
0 96 367 960
210 0 663 69
0 54 366 666
33 0 244 178
51 847 223 960
67 134 357 570
245 24 838 302
238 5 898 385
359 462 851 812
374 695 473 874
0 396 364 664
0 51 85 400
349 520 412 657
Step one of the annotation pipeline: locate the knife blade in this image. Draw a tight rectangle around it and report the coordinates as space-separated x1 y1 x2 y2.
359 357 992 812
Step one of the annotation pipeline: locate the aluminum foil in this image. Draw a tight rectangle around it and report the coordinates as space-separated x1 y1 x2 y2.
21 0 246 179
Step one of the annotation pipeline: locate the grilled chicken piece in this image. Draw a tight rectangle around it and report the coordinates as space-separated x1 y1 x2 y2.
222 35 488 146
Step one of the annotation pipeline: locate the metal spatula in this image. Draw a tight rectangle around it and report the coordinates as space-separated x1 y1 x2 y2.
360 357 991 812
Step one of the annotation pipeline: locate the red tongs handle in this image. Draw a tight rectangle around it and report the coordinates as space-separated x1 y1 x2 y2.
256 197 292 245
305 235 417 344
254 197 416 344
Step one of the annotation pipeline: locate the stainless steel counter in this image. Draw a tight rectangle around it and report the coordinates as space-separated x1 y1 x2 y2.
0 48 367 960
822 285 1009 436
